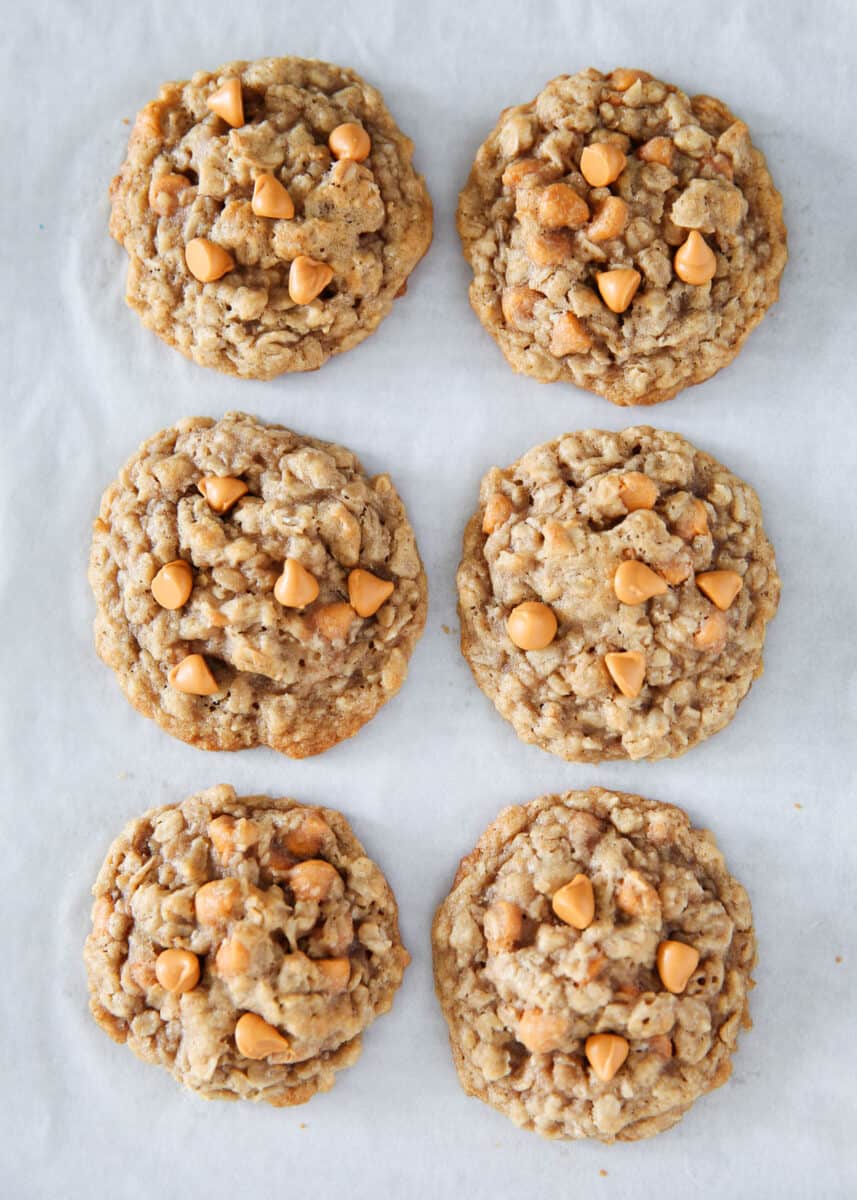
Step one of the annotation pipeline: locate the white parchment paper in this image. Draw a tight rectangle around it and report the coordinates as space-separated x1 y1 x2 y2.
2 1 855 1195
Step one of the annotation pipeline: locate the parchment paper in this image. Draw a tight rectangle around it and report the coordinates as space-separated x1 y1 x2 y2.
2 1 855 1195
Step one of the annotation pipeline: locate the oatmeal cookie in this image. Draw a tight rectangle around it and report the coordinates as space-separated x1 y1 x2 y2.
109 57 432 378
457 427 779 761
458 68 786 405
85 786 409 1105
432 788 755 1141
89 412 427 756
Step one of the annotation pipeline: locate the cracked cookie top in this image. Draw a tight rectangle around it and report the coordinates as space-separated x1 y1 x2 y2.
457 427 780 761
457 68 786 405
109 57 433 378
89 412 427 757
432 788 755 1141
85 785 409 1106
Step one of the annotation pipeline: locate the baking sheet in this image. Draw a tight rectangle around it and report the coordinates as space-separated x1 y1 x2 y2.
3 0 855 1195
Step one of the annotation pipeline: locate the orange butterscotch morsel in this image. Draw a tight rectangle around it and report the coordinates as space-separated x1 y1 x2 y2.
482 493 513 535
585 1033 630 1082
696 569 743 611
580 142 627 187
234 1012 291 1060
168 654 218 696
289 254 334 305
274 559 319 609
194 877 241 925
609 68 651 91
215 935 251 977
206 77 244 128
501 285 540 327
550 312 592 356
596 267 641 314
618 472 658 512
638 136 675 168
537 182 590 229
517 1009 567 1055
151 559 193 610
198 475 248 513
149 173 193 216
587 196 628 243
656 940 700 994
552 874 595 930
284 812 330 858
674 230 717 285
328 122 371 162
348 568 394 618
506 601 557 651
313 602 357 641
613 560 668 605
208 815 259 861
676 498 710 540
289 859 341 902
484 900 524 954
252 173 295 220
316 958 351 993
604 650 646 699
694 610 728 649
185 238 235 283
155 948 200 994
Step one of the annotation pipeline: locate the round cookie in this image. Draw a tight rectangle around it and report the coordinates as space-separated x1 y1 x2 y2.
109 57 433 378
84 785 410 1106
89 411 427 756
432 788 756 1141
457 426 779 761
458 67 786 405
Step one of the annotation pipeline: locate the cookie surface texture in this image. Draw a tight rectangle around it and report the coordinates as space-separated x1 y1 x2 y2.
110 57 433 377
89 412 427 756
85 785 410 1105
457 68 786 405
432 788 755 1141
457 426 779 761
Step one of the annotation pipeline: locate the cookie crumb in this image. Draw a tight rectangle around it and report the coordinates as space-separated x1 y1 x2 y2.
835 956 843 964
122 117 130 125
441 624 451 634
600 1169 608 1177
794 803 803 810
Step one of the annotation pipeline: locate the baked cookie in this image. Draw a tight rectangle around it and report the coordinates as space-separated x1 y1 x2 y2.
458 68 786 405
457 427 779 761
432 788 755 1141
109 57 432 378
85 785 409 1106
89 412 427 756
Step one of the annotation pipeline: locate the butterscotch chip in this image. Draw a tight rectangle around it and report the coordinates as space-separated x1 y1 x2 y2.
457 68 787 405
109 57 432 379
252 173 295 220
89 413 427 757
457 427 780 761
85 785 409 1105
432 787 756 1141
206 76 244 128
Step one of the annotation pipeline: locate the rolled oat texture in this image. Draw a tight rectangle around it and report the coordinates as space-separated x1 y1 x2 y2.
432 788 755 1141
458 67 787 405
89 412 428 756
110 57 433 377
457 426 780 761
85 785 410 1105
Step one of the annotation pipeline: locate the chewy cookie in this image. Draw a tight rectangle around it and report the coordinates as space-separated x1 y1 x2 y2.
109 57 432 378
458 68 786 405
85 785 409 1105
432 788 755 1141
89 412 427 756
457 427 779 761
